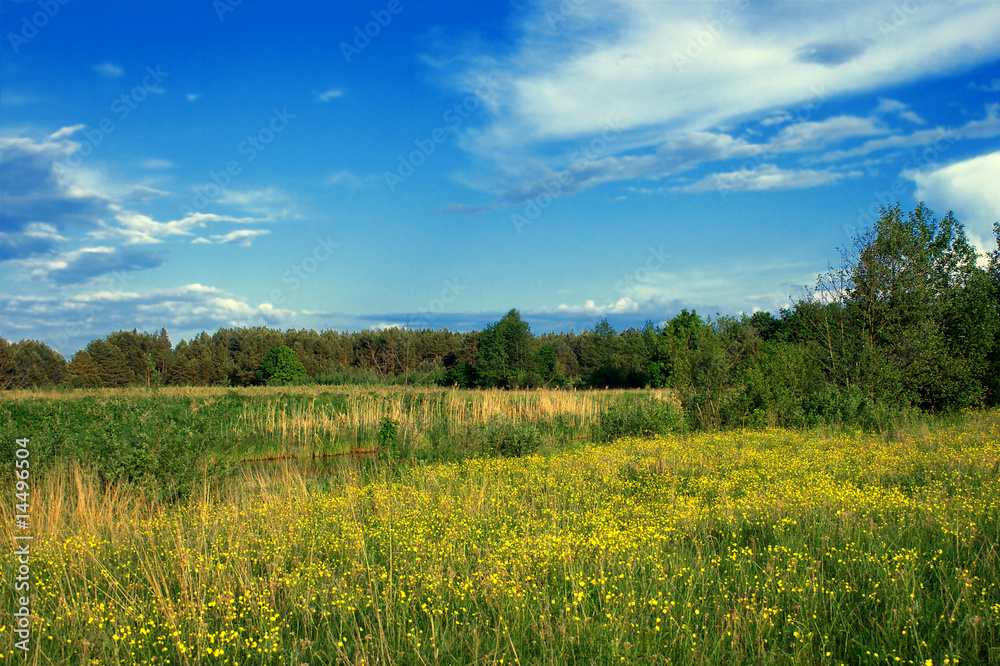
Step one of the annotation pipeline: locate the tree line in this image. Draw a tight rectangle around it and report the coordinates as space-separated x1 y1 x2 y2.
3 205 999 429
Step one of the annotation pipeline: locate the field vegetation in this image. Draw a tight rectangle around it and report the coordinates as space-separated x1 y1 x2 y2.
1 410 998 664
0 386 681 501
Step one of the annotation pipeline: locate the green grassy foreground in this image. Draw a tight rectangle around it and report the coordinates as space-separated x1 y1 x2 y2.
2 409 998 664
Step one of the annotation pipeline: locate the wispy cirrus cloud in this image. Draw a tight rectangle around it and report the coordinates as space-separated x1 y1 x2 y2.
315 88 344 102
433 1 1000 211
812 103 1000 163
197 229 271 247
92 61 124 78
675 164 857 195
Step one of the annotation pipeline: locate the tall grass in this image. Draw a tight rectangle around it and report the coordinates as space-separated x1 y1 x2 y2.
1 386 680 472
1 412 998 664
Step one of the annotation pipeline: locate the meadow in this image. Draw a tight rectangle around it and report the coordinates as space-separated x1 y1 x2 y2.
1 388 998 664
0 387 681 500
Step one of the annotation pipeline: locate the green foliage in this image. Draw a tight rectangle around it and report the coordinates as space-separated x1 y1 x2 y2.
441 361 476 388
476 309 536 388
0 396 233 502
806 203 996 412
537 343 558 385
480 415 542 457
377 416 403 459
258 345 307 386
81 339 131 387
8 339 67 388
595 394 684 442
0 337 15 390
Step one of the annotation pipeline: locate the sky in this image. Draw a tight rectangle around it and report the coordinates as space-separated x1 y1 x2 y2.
1 0 999 357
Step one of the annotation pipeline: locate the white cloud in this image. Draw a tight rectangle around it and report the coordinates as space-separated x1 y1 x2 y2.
875 97 925 124
812 104 1000 163
315 88 344 102
768 115 887 153
11 246 163 285
327 170 375 189
547 259 819 318
217 187 296 218
0 133 114 258
435 2 1000 211
909 149 1000 252
89 211 258 245
49 124 85 140
454 2 1000 152
676 164 856 195
186 93 201 102
0 284 297 353
92 62 124 78
208 229 270 247
139 158 175 169
970 77 1000 92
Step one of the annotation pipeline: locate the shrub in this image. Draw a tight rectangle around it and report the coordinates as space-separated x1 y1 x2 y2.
377 416 402 459
595 395 684 442
481 416 542 457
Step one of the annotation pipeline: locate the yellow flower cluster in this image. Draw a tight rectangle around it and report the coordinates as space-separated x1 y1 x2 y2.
2 417 998 664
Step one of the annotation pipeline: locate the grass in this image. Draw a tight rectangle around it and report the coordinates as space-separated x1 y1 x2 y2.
0 387 682 490
1 406 998 664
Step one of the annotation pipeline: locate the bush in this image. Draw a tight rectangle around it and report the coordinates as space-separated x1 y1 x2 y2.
801 385 917 432
480 416 542 457
595 395 684 442
377 416 411 460
0 396 233 502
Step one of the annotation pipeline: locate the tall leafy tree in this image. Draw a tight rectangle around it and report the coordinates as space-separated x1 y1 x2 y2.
258 345 307 385
0 337 16 390
86 338 132 387
11 340 67 388
67 350 102 388
476 309 535 388
805 203 994 410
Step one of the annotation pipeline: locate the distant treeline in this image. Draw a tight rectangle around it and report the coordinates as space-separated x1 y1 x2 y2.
3 204 999 429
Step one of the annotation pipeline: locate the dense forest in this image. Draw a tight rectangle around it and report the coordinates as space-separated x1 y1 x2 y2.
4 204 1000 429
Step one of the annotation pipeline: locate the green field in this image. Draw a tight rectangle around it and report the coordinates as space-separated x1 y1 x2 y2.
1 389 998 664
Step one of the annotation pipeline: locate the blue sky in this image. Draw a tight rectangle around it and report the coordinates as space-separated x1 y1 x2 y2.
2 0 999 356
